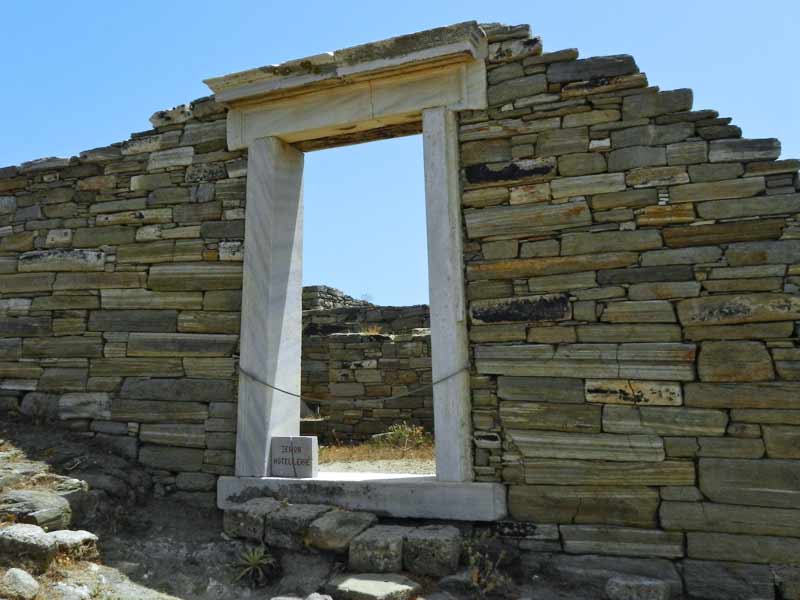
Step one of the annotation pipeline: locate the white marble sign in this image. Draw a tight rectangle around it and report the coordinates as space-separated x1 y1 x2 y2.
270 436 318 478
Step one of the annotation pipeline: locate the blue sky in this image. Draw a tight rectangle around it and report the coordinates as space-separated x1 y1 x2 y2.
2 1 798 305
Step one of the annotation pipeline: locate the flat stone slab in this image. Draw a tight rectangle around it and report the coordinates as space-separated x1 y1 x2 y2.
0 489 71 530
606 575 670 600
306 510 377 553
325 573 421 600
264 503 332 550
0 523 57 574
218 475 507 521
47 529 99 558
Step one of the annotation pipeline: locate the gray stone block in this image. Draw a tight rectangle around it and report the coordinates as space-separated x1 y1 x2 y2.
404 525 461 576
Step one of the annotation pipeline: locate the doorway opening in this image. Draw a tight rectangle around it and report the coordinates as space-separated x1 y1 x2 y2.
299 135 435 475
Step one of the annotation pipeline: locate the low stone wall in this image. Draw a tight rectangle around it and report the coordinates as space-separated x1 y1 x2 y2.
302 303 429 336
301 285 371 311
0 96 245 499
301 331 433 440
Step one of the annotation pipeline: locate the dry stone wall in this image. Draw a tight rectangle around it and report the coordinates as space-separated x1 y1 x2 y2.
0 96 246 501
463 23 800 574
301 330 432 440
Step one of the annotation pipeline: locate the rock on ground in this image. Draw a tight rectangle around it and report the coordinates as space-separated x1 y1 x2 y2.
325 573 421 600
306 509 377 553
0 523 57 573
0 488 72 530
0 568 40 600
404 525 461 576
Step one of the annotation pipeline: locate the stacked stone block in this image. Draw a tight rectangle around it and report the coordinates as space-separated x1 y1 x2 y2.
301 330 433 440
0 96 246 499
463 23 800 577
302 285 371 311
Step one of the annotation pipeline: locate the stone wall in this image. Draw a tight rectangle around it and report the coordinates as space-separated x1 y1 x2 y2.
302 303 429 335
463 23 800 575
302 285 371 311
301 330 432 440
0 97 246 500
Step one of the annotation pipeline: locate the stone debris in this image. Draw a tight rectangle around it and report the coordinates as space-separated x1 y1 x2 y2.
0 568 40 600
0 523 57 573
0 489 71 530
324 573 421 600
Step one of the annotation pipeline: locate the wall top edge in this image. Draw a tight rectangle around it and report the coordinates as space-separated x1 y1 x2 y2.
203 21 488 105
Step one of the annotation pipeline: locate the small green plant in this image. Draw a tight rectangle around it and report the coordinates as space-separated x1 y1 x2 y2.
463 532 513 598
369 421 432 457
232 545 280 588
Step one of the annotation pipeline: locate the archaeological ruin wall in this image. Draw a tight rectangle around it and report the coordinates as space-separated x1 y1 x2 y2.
2 20 800 589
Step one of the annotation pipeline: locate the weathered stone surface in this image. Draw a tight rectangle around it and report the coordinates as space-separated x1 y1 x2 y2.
349 525 409 573
603 406 727 436
686 382 800 409
699 192 800 220
59 393 111 420
500 401 600 432
548 55 637 83
551 173 626 198
138 444 204 472
688 532 800 565
678 293 800 326
605 576 670 600
628 281 700 301
602 301 675 323
89 309 177 332
627 166 689 188
148 263 242 290
120 377 232 402
325 573 420 600
22 336 101 358
577 324 682 343
127 333 237 357
307 510 377 553
497 376 584 403
0 490 71 531
623 89 692 119
709 138 781 162
612 123 693 149
509 485 658 527
549 555 683 598
598 265 693 285
670 177 765 204
222 497 281 540
661 501 800 537
140 423 205 448
537 128 589 156
522 459 694 486
487 74 547 105
147 147 194 170
54 272 146 290
682 560 775 600
527 271 596 293
0 524 56 573
641 246 722 266
101 288 202 310
0 567 40 600
666 140 707 165
111 400 207 423
697 341 775 382
404 525 461 576
473 255 639 285
585 379 681 406
464 199 590 238
561 230 662 256
471 294 570 323
665 218 783 247
591 188 658 211
264 503 332 550
699 458 800 508
18 249 105 272
0 232 35 252
558 152 607 176
46 529 98 558
726 239 800 266
608 146 667 172
508 429 664 461
560 525 683 558
764 425 800 459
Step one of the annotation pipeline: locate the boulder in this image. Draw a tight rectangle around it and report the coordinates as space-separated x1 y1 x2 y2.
47 529 99 558
0 489 71 530
0 523 57 573
0 568 39 600
222 497 282 541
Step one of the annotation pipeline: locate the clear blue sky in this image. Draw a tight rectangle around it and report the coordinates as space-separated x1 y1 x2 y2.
2 1 798 306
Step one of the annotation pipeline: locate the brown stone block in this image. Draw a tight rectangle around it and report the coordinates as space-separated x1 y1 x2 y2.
677 293 800 326
687 382 800 409
466 252 638 281
662 501 800 537
127 333 237 357
560 525 684 558
507 429 664 461
139 444 204 472
509 485 658 527
0 273 55 294
663 219 783 248
464 199 591 239
111 399 208 423
764 425 800 459
688 532 800 565
500 402 601 432
22 337 103 358
522 458 694 486
0 317 51 337
88 310 177 332
90 358 184 377
585 379 682 406
177 311 241 334
148 263 242 291
698 341 775 382
699 458 800 508
0 362 43 379
140 424 206 448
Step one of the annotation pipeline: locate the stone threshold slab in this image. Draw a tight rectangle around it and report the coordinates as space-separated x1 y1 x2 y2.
217 473 507 521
